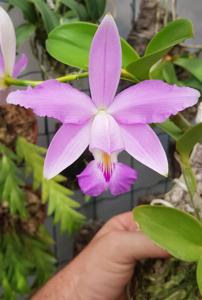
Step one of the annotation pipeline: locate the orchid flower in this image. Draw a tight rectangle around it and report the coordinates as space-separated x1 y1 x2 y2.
8 15 200 196
0 7 28 101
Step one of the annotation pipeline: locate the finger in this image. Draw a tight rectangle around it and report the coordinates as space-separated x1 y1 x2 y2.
94 212 139 241
108 231 169 263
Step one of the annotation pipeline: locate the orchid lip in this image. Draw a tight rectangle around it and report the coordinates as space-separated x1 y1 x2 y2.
93 149 118 182
98 152 115 182
77 153 138 196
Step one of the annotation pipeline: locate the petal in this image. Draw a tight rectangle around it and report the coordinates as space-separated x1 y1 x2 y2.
90 112 124 154
44 122 91 179
109 163 137 196
0 7 16 75
109 80 200 124
89 14 121 108
77 161 107 196
121 124 168 175
13 53 28 77
7 80 96 123
0 52 4 75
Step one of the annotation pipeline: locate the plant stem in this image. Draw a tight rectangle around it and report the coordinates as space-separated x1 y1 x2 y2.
4 76 43 87
171 113 191 132
57 72 89 82
4 69 137 88
179 155 201 220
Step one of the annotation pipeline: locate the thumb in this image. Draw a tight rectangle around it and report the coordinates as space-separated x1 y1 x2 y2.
108 231 169 264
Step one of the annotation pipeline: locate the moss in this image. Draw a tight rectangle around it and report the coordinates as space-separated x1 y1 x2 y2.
131 258 201 299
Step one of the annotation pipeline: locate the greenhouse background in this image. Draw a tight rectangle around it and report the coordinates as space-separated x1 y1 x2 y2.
1 0 202 272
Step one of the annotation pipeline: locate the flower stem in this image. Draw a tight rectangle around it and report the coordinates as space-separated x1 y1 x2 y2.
4 69 137 88
170 113 191 132
4 76 42 87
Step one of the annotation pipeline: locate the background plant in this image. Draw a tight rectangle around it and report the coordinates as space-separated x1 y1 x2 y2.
6 0 106 77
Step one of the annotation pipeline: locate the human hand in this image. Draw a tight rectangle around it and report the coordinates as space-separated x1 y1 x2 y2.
32 212 168 300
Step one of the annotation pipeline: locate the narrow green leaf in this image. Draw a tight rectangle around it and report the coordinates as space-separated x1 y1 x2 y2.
180 76 202 93
126 49 167 80
61 0 89 20
84 0 106 21
174 57 202 83
30 0 59 33
162 61 178 84
127 19 193 80
46 22 139 69
157 119 183 140
150 59 166 80
176 123 202 197
197 255 202 295
150 60 178 83
180 157 197 196
16 137 85 234
145 19 193 55
8 0 37 23
176 123 202 157
0 152 27 218
134 205 202 261
96 0 106 18
16 23 36 47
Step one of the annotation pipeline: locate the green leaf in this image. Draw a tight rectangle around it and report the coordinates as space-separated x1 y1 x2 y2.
157 119 183 140
176 123 202 157
30 0 59 33
134 205 202 261
146 20 193 55
127 19 193 80
150 60 178 83
176 124 202 197
180 157 197 196
180 76 202 93
61 0 89 20
174 57 202 83
8 0 37 23
23 234 55 286
46 22 139 69
1 230 55 297
162 61 178 84
16 137 85 234
197 255 202 295
84 0 106 21
150 59 166 80
16 23 36 47
43 179 85 234
0 149 27 218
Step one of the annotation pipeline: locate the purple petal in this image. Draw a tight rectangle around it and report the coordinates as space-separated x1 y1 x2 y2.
44 122 91 179
77 161 107 196
7 80 96 123
89 15 121 108
0 7 16 75
90 112 124 154
109 163 137 196
13 53 28 77
121 124 168 175
109 80 200 124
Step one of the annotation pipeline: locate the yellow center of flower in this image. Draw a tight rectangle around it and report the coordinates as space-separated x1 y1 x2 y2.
99 152 114 182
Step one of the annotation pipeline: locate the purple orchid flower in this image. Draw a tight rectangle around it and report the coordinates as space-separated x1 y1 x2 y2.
7 15 200 196
0 7 28 101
